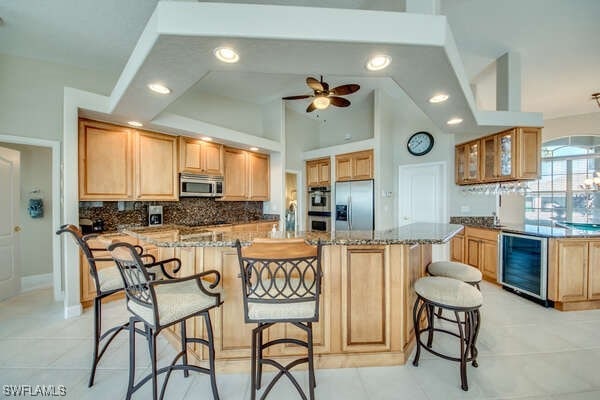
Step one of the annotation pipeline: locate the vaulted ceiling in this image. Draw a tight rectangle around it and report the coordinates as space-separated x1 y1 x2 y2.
0 0 597 121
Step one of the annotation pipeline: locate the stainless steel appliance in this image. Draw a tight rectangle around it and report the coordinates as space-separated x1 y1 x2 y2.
308 187 330 213
335 179 374 231
179 173 223 197
308 212 330 232
148 205 163 226
499 232 550 305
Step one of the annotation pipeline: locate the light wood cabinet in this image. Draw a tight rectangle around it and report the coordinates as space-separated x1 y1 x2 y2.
178 137 223 175
455 127 541 185
79 119 178 201
552 240 589 302
248 152 270 200
454 227 499 283
222 147 270 201
306 158 331 187
588 242 600 300
135 130 178 201
450 233 465 262
79 119 134 200
335 150 374 182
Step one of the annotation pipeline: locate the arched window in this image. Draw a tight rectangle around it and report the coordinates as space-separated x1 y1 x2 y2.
525 136 600 226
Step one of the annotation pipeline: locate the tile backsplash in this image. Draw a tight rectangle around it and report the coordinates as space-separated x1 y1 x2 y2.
80 198 265 231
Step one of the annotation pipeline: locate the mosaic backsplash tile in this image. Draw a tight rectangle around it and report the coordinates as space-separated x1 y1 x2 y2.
449 216 495 227
79 198 266 231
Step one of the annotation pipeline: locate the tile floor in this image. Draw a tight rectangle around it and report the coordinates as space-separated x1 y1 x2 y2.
1 282 600 399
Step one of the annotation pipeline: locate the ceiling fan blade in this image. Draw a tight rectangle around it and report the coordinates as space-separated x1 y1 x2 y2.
282 95 311 100
331 84 360 95
330 96 351 107
306 102 317 112
306 77 324 92
321 80 329 91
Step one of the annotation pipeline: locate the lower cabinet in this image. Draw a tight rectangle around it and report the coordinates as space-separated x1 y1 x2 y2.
548 239 600 306
450 227 498 283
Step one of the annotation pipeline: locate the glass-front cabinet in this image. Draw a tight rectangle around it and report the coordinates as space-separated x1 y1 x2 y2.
481 136 497 181
467 141 480 181
455 145 467 184
498 129 515 179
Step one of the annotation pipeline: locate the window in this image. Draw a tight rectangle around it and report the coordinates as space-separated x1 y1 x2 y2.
525 136 600 226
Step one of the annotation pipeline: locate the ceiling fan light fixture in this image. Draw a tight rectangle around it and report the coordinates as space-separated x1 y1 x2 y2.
429 93 449 103
214 47 239 63
147 83 171 95
313 96 331 110
447 117 463 125
366 55 391 71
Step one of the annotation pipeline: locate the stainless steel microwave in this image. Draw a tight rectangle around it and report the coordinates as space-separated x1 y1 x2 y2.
179 173 223 197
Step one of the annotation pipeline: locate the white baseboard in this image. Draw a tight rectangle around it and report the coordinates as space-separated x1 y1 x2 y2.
20 273 53 293
64 304 83 319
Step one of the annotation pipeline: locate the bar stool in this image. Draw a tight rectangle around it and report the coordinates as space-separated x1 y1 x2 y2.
55 225 181 387
235 238 322 400
427 261 482 288
412 276 482 391
108 242 223 400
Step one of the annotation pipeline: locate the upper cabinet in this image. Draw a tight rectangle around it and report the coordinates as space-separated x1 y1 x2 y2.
135 130 178 201
306 158 330 187
221 147 270 201
178 137 223 175
335 149 374 182
79 119 134 200
455 127 541 185
79 120 178 201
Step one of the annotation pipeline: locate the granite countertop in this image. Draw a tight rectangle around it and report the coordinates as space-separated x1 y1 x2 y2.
451 216 600 238
120 223 464 247
97 217 279 235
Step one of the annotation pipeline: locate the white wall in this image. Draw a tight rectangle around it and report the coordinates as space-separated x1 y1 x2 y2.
284 108 319 171
0 142 52 277
0 54 115 141
317 93 374 149
374 90 396 230
166 91 265 138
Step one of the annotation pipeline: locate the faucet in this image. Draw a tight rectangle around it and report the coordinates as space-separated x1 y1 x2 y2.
492 212 500 226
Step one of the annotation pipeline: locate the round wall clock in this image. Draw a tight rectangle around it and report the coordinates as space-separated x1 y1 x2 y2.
407 131 434 156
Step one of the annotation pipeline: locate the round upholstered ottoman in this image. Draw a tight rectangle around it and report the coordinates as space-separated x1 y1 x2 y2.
412 276 483 391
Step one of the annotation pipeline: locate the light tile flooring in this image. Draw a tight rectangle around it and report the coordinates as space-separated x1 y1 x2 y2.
1 282 600 399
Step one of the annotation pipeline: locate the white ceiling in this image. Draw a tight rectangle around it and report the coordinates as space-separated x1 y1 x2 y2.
0 0 597 119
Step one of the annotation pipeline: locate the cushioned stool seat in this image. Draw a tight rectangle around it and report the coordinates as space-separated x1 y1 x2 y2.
427 261 482 284
414 276 483 308
412 276 482 391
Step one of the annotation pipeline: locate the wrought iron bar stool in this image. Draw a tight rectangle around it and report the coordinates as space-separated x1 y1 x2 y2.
235 238 323 400
412 276 482 391
108 242 223 400
56 224 181 387
427 261 482 322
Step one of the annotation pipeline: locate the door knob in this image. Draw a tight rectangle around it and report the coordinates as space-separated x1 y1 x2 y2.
14 226 21 232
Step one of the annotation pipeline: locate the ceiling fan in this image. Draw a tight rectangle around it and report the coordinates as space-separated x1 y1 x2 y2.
282 76 360 112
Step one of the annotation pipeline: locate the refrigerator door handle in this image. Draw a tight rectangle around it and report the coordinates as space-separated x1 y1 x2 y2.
348 196 352 230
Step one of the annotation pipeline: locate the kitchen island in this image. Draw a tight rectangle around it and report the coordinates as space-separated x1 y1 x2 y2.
117 223 462 371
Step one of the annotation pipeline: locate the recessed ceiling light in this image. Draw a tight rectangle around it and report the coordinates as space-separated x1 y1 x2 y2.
214 47 239 63
366 55 391 71
313 96 331 110
128 121 143 127
429 94 449 103
447 118 463 125
147 83 171 95
201 137 213 141
249 147 259 151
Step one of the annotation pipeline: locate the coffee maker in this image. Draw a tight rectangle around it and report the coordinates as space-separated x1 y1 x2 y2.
148 205 163 226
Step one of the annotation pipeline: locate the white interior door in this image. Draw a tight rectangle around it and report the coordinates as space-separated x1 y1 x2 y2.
398 162 448 261
0 146 21 300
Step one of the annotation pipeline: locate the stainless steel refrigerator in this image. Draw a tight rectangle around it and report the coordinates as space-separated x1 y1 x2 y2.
335 179 374 231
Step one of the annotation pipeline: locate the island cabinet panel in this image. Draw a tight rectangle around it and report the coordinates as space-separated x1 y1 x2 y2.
135 130 178 201
341 246 390 352
481 239 498 281
79 119 133 200
556 241 588 302
466 237 481 268
403 244 426 349
588 242 600 300
202 246 257 359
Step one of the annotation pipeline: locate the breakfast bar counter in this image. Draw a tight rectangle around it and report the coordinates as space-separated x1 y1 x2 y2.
114 223 463 371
